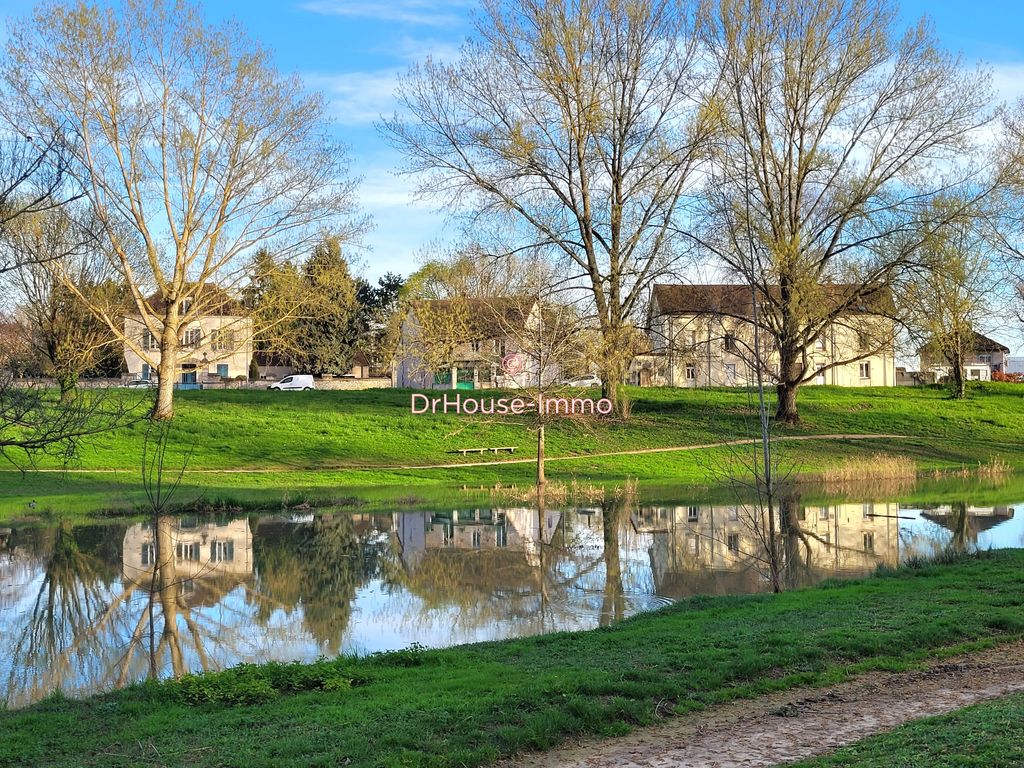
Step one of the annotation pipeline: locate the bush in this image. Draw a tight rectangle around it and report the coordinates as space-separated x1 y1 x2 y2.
161 660 357 706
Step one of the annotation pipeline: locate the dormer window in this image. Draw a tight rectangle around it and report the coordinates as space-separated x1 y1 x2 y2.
181 297 193 314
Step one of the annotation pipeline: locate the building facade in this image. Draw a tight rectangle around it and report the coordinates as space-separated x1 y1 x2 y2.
393 297 562 389
123 284 253 385
637 284 896 388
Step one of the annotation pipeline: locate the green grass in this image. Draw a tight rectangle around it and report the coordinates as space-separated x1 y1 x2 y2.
5 382 1024 517
2 550 1024 768
791 691 1024 767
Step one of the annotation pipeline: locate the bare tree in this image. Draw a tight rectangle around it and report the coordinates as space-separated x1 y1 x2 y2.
10 207 123 400
0 132 84 276
698 0 994 422
381 0 716 409
5 0 366 419
903 197 995 399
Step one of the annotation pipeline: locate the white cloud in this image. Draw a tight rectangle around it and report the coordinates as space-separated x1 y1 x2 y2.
990 62 1024 105
299 0 473 28
304 70 403 126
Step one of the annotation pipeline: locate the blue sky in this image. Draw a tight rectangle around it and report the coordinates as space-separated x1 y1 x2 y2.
1 0 1022 284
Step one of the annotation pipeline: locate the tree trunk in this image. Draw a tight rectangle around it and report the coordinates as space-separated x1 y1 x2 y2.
153 320 177 421
951 353 966 399
775 381 799 424
775 343 802 424
536 424 545 487
56 372 76 403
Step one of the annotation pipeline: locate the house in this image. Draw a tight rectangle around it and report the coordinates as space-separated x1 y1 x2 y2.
254 349 373 382
636 283 896 388
123 283 253 385
392 297 562 389
918 331 1009 383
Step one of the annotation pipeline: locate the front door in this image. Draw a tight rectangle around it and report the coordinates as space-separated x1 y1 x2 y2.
181 370 197 384
455 367 475 390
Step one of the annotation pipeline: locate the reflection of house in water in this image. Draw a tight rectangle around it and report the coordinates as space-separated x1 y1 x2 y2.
393 508 563 572
633 502 900 597
122 518 254 599
917 505 1015 544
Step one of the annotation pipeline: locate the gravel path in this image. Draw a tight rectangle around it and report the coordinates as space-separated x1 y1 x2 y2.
508 641 1024 768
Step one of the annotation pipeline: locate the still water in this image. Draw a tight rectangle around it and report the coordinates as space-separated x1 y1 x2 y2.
0 491 1021 707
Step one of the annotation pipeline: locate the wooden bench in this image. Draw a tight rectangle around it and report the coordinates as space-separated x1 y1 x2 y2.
455 446 517 455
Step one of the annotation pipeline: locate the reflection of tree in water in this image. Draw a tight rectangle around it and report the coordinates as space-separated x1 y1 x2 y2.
389 506 617 636
4 520 125 704
252 514 366 655
599 501 626 627
2 515 259 707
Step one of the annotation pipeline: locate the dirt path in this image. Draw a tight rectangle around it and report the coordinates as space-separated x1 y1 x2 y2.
508 641 1024 768
13 433 907 474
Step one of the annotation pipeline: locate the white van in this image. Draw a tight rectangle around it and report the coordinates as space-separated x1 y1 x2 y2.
267 375 315 391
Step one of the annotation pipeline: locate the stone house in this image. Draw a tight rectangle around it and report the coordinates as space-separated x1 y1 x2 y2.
123 283 253 385
634 283 897 388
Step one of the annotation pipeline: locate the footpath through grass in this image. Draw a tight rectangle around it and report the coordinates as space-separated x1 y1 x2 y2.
2 550 1024 768
4 383 1024 515
791 691 1024 767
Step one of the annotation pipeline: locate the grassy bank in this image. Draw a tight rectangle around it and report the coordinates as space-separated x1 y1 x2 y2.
2 550 1024 768
792 691 1024 767
4 383 1024 516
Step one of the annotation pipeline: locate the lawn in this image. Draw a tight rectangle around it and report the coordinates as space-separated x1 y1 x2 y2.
4 382 1024 516
791 691 1024 767
1 550 1023 768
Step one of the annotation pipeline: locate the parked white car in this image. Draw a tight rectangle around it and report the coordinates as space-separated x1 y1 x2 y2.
562 374 602 387
267 375 315 391
122 378 156 389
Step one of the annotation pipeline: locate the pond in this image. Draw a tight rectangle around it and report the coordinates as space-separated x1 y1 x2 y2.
0 486 1021 707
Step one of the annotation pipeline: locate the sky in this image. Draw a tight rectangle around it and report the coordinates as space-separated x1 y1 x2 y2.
1 0 1023 301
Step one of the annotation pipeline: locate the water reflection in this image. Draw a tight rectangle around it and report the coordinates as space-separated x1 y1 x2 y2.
0 493 1018 707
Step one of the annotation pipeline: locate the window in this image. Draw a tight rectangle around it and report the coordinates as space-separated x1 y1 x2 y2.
181 327 201 347
815 335 827 351
819 506 829 520
723 333 737 352
685 365 696 381
472 530 481 548
210 540 234 563
141 363 151 381
470 340 482 353
687 506 699 522
863 532 874 552
728 507 740 521
980 354 992 364
727 533 740 553
497 340 506 358
141 543 155 566
176 542 200 561
725 363 737 382
142 330 160 351
687 330 697 346
858 331 871 351
862 503 873 519
216 364 229 378
859 361 871 379
181 297 193 314
687 535 699 554
209 329 220 350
